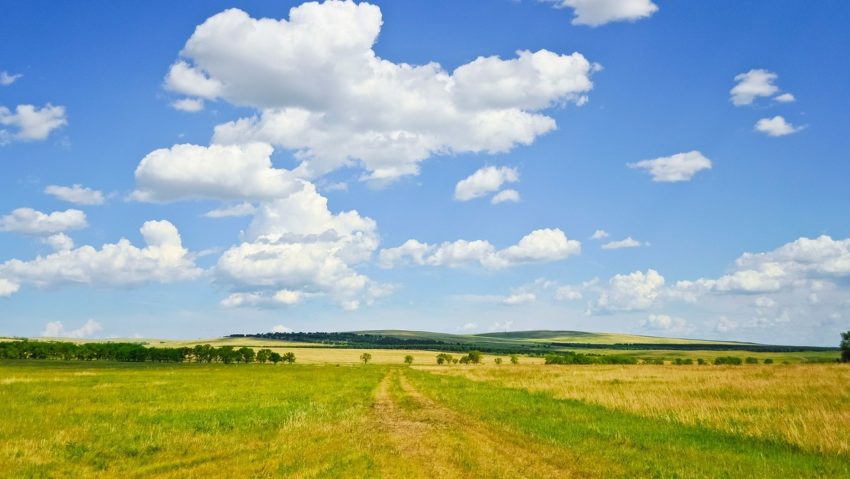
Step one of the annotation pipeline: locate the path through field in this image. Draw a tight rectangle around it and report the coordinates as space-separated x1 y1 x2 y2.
371 370 597 478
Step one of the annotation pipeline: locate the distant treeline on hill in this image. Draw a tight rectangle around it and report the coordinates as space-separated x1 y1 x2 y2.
232 332 838 354
231 331 551 354
0 340 294 364
550 342 840 353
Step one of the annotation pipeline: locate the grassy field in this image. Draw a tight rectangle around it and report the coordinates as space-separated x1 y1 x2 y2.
2 360 849 478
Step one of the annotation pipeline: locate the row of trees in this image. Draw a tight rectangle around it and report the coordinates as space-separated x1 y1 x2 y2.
842 331 850 363
0 341 296 364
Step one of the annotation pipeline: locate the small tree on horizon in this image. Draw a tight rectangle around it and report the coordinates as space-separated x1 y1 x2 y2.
509 354 519 365
360 352 372 365
404 355 414 365
282 352 296 364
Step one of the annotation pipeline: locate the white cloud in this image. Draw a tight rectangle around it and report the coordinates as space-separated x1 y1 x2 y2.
491 189 521 204
503 292 536 305
43 233 74 251
131 143 301 202
380 228 580 269
774 93 795 103
171 98 205 112
166 3 596 182
593 269 665 312
628 151 711 182
0 208 87 235
216 182 388 310
640 314 687 332
459 322 478 331
544 0 658 26
716 316 738 333
0 103 67 143
221 289 304 308
590 229 609 240
755 116 802 137
554 285 582 300
455 166 519 201
272 324 293 333
44 184 105 205
1 71 22 86
602 236 645 250
730 69 779 106
203 202 257 218
0 220 201 294
40 319 103 339
0 278 19 297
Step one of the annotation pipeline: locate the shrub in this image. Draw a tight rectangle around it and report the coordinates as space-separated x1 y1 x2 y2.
404 355 414 365
763 358 774 364
494 357 502 365
360 352 372 364
745 357 759 364
714 356 743 365
282 352 296 364
436 353 454 365
510 354 519 365
697 358 706 365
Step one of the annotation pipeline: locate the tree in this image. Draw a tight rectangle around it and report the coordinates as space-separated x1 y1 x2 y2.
282 352 296 364
360 352 372 364
494 357 502 365
509 354 519 365
256 348 272 363
237 347 255 363
269 352 282 364
463 350 482 364
404 355 414 365
436 353 454 365
842 331 850 363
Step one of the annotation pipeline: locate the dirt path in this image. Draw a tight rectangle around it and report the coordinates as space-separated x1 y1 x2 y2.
370 369 592 478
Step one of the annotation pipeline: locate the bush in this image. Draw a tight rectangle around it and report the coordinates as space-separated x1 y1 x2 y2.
436 353 454 365
643 358 664 365
763 358 774 364
360 352 372 364
714 356 743 365
545 352 637 365
494 357 502 365
697 358 706 365
745 357 759 364
404 355 414 365
510 354 519 365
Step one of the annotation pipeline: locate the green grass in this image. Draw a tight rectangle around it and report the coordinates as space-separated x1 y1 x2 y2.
2 360 848 477
406 368 850 477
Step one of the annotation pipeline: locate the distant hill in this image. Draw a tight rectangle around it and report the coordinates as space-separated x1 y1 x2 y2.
474 330 746 345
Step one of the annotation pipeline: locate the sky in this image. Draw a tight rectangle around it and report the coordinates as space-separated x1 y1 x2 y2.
1 0 849 345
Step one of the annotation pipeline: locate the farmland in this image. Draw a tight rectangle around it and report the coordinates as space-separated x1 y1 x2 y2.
2 353 849 478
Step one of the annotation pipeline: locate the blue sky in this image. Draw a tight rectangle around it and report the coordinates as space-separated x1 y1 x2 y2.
1 0 849 345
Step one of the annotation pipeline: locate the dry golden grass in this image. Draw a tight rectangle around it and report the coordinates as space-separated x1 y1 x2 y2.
422 363 850 456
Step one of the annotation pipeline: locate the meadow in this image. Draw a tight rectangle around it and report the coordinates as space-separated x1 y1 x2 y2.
2 357 849 478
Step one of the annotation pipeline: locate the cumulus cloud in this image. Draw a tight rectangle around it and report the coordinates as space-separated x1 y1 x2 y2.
0 103 67 144
165 3 596 182
0 220 201 295
640 314 688 332
590 229 609 240
1 71 22 86
379 228 580 269
593 269 665 312
44 184 105 205
755 116 802 137
502 292 536 305
171 98 205 112
491 189 520 204
602 236 646 250
203 202 257 218
544 0 658 26
216 182 388 310
43 233 74 251
628 151 711 182
272 324 293 333
131 143 301 202
459 322 478 331
455 166 519 201
41 319 103 338
0 278 19 297
730 69 794 106
0 208 87 235
221 289 303 308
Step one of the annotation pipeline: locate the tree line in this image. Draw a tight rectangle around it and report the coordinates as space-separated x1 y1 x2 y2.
0 340 296 364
